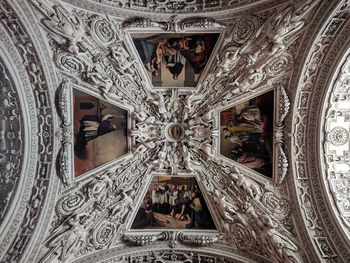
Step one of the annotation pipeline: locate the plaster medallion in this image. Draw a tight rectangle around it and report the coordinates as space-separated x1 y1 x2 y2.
165 123 185 142
329 126 349 146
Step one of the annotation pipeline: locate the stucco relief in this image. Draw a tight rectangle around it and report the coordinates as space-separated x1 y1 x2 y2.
0 57 24 222
30 0 317 262
80 0 287 14
2 0 349 263
322 52 350 235
292 0 350 261
0 1 55 262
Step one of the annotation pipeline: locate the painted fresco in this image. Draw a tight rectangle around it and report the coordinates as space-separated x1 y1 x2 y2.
220 91 274 177
131 33 219 87
131 176 216 230
73 89 127 177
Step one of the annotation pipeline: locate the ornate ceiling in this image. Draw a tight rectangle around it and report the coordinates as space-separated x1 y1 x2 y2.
0 0 350 262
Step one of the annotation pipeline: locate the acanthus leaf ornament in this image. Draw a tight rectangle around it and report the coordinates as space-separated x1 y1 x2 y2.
123 233 164 246
274 85 290 186
123 231 223 247
177 232 224 246
55 79 73 186
122 16 225 32
121 17 169 31
56 142 72 186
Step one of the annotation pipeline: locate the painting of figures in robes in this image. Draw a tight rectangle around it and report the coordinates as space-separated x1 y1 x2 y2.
131 33 219 88
220 91 274 177
131 176 216 230
73 89 128 177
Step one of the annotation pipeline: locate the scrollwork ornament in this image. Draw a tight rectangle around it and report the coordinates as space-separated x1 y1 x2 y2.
11 0 329 262
0 2 54 262
233 16 260 44
91 18 115 43
266 52 293 76
55 51 85 75
0 57 24 221
261 192 290 221
230 222 256 250
56 191 86 217
92 221 115 248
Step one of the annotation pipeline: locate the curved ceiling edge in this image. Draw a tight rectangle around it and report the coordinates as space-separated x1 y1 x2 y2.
291 0 350 262
319 43 350 246
71 246 271 263
0 35 26 242
60 0 292 20
0 1 58 262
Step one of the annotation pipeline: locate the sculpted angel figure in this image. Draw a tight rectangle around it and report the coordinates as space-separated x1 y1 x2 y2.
258 215 298 263
213 189 238 224
45 213 89 262
110 42 138 79
84 55 114 96
86 173 113 207
110 189 135 223
41 5 85 54
232 172 262 200
216 48 240 77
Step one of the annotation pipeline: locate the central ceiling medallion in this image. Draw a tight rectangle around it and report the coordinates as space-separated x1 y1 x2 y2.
165 122 185 142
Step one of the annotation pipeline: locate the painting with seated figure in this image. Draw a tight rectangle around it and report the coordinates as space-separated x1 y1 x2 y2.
131 176 216 230
130 33 219 88
73 89 128 177
220 91 274 177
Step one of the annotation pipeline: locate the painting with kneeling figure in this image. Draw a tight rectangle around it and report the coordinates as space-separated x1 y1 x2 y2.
131 33 219 88
73 89 128 177
220 90 274 177
131 176 216 230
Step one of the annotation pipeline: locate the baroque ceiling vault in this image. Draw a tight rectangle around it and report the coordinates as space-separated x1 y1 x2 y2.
0 0 350 262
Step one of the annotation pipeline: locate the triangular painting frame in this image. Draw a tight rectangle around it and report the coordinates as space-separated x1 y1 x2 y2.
216 88 278 183
69 85 133 182
125 172 222 235
125 26 225 91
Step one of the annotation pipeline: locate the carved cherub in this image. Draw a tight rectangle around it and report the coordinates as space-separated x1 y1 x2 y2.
84 55 114 96
213 189 238 224
232 173 262 200
216 48 240 77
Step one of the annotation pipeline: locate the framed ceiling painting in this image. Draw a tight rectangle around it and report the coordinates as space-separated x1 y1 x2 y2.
124 18 226 91
72 88 128 177
216 86 289 185
130 175 216 230
130 33 220 88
